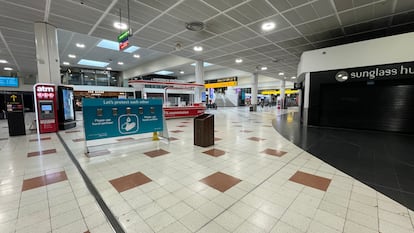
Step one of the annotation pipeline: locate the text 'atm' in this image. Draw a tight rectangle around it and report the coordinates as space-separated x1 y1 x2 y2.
34 83 58 133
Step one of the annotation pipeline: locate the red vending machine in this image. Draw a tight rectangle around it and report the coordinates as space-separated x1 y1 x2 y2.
34 83 58 134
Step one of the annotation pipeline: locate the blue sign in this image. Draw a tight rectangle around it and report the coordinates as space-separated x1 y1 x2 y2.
82 98 164 140
0 77 18 87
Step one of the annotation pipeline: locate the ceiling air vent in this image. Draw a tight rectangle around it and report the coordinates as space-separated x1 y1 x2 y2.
185 21 205 31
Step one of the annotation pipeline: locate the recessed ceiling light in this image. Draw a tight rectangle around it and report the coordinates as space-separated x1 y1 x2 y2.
133 54 140 58
235 58 243 63
106 67 112 70
179 70 184 74
114 22 128 30
63 62 70 66
190 62 213 67
278 72 284 76
193 46 203 52
76 43 85 48
4 67 13 71
68 54 76 58
291 76 296 79
261 22 276 31
261 66 268 71
124 46 140 53
0 59 7 63
117 62 124 65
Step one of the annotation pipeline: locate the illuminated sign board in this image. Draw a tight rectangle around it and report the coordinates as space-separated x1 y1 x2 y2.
0 76 18 87
205 81 237 88
118 31 129 51
261 89 299 95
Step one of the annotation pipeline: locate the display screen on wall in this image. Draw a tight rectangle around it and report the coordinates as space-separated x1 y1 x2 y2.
0 76 18 87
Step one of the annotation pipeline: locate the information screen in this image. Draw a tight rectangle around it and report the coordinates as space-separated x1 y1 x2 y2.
41 104 52 112
62 89 75 121
0 76 18 87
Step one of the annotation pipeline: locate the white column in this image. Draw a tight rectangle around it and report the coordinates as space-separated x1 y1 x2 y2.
34 22 60 84
251 72 258 111
194 60 204 103
280 79 286 109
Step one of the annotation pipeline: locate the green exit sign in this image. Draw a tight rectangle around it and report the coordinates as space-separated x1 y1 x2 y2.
117 31 129 42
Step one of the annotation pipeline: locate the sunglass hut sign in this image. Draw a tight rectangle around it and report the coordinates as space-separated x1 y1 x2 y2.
335 62 414 82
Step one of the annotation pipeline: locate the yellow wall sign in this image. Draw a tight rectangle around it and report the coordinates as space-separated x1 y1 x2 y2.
205 81 237 88
261 89 299 95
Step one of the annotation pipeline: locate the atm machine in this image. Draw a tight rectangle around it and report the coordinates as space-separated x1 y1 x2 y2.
34 83 58 134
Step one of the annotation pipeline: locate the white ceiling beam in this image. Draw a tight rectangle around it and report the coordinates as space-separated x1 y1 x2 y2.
44 0 51 22
0 30 21 71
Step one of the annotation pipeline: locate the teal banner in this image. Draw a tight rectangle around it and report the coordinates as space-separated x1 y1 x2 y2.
83 98 163 141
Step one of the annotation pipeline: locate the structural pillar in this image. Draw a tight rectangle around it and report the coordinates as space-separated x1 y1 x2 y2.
194 60 204 104
251 72 258 111
280 79 286 109
34 22 61 84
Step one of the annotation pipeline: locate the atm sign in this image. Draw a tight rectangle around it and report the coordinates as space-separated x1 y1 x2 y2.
35 85 55 100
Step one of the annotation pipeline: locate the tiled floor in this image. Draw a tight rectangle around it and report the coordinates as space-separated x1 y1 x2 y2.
0 108 413 233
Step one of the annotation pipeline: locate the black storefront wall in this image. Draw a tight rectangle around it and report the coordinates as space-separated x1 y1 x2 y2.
309 61 414 134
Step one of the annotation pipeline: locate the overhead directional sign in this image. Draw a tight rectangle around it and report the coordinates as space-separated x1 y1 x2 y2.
118 31 129 51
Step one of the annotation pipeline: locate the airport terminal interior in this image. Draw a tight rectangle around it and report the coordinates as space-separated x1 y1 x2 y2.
1 0 414 233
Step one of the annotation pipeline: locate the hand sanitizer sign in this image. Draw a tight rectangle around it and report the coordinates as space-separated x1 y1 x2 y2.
82 98 163 140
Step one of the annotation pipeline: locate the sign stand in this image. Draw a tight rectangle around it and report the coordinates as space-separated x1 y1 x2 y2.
82 98 170 156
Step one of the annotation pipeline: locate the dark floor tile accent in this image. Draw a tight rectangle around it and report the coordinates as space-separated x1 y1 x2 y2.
170 130 184 133
0 138 8 141
248 137 266 141
109 172 152 193
84 231 90 233
200 172 241 192
22 171 67 191
273 111 414 209
27 149 57 157
144 149 170 158
29 137 51 142
177 125 187 127
203 148 225 157
65 130 81 133
85 149 110 158
214 137 222 141
240 130 253 133
289 171 331 191
169 137 179 141
261 148 287 157
73 138 85 142
181 121 190 124
117 137 135 141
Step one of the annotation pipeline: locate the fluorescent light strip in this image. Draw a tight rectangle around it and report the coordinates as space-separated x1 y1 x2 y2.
190 62 213 67
154 70 174 75
78 59 109 67
123 46 139 53
97 39 119 51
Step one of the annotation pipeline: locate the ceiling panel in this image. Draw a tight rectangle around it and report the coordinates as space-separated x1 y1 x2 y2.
4 0 46 11
265 27 301 42
135 27 172 43
226 0 277 25
138 0 180 11
205 15 242 35
312 0 335 17
111 1 162 25
149 14 186 34
219 43 248 53
202 36 233 48
51 0 102 25
267 0 292 12
201 0 246 11
77 0 113 11
177 30 216 42
221 27 257 42
48 14 92 34
247 14 291 34
239 36 270 48
394 0 414 13
0 2 43 23
333 0 353 11
167 0 219 22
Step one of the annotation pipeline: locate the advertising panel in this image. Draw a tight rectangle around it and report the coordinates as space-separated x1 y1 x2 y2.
82 98 163 141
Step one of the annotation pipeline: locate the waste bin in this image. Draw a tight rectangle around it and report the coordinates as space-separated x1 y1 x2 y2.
194 114 214 147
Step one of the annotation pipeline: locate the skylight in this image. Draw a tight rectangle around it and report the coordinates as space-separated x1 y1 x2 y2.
78 59 109 68
154 70 174 75
190 62 213 67
97 39 119 51
123 46 140 53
